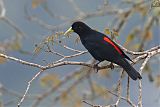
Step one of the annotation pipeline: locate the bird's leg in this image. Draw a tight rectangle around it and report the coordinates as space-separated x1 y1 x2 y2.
109 62 114 69
94 61 101 73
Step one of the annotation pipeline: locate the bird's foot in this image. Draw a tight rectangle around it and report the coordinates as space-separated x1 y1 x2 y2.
109 63 114 69
94 62 101 73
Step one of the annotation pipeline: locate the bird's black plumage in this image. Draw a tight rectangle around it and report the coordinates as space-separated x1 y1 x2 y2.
69 21 142 80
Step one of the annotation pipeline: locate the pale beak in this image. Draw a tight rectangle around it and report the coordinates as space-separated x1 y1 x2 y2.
64 27 74 35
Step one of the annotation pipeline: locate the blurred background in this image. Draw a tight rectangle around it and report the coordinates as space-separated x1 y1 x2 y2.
0 0 159 107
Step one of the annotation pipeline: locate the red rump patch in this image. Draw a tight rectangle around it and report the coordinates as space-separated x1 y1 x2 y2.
103 37 122 55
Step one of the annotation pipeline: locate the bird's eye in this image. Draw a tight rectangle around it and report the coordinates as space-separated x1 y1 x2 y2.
78 26 81 29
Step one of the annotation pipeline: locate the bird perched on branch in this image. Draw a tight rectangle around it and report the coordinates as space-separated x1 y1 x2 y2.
64 21 142 80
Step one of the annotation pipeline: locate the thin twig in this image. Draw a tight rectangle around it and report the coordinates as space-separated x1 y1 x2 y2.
138 54 151 107
127 76 130 100
17 70 44 107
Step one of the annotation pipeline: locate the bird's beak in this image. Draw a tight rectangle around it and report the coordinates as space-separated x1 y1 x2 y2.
64 27 74 35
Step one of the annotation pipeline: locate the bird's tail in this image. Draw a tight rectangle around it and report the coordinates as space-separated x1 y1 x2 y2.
118 59 142 80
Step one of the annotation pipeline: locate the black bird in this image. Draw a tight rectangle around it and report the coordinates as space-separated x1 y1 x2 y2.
64 21 142 80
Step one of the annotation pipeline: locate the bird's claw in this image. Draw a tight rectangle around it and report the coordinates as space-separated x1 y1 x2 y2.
109 63 114 69
94 62 100 73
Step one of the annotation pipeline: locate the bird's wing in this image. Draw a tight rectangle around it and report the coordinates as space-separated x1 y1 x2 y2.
121 51 133 62
103 36 133 62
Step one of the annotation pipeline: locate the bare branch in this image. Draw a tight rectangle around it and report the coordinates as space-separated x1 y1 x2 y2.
138 54 152 107
18 70 44 107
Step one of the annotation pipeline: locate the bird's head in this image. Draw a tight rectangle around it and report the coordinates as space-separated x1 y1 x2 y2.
64 21 91 36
